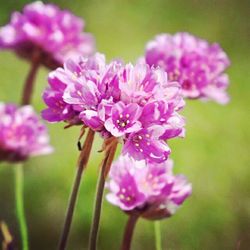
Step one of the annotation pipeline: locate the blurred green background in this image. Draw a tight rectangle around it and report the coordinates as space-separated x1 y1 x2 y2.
0 0 249 249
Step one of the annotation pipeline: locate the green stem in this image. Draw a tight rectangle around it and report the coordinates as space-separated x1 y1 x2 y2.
154 221 162 250
15 165 29 250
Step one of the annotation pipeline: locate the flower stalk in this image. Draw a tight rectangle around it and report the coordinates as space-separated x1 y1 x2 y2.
15 165 28 250
21 49 41 105
154 221 162 250
121 214 139 250
58 129 95 250
14 49 42 250
88 138 118 250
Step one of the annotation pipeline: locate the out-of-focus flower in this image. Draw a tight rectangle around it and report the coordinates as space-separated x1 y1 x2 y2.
42 53 185 163
145 32 230 104
106 155 192 219
0 103 53 162
0 1 95 69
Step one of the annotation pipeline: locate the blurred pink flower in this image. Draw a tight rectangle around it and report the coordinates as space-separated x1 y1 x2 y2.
145 32 230 104
0 103 53 162
0 1 95 69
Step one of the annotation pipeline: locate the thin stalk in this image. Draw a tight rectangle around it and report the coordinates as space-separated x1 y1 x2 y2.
58 129 95 250
15 165 29 250
121 214 139 250
21 50 41 105
17 48 41 249
14 48 41 250
154 221 162 250
88 140 118 250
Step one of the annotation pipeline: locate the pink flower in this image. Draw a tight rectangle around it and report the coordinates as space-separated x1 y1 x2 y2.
42 53 185 163
0 103 53 162
106 155 192 219
0 1 95 69
104 102 142 137
145 32 230 104
122 127 171 163
139 100 185 139
42 68 81 124
43 53 122 126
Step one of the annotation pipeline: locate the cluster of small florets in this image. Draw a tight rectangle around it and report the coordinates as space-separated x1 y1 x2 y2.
0 103 53 162
0 1 95 69
106 155 192 219
145 32 230 104
42 53 186 163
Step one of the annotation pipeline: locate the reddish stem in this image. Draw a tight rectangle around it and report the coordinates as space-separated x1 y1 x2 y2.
21 50 41 105
121 214 139 250
88 139 118 250
58 129 95 250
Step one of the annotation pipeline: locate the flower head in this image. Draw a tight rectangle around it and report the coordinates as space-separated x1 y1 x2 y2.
0 1 95 69
42 53 185 163
106 155 192 220
145 32 230 104
0 103 53 162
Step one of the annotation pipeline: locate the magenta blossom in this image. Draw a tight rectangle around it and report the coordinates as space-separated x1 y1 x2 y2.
104 102 142 137
106 155 192 219
42 68 81 124
42 53 121 126
0 103 53 162
42 53 185 163
123 127 171 163
145 32 230 104
0 1 95 69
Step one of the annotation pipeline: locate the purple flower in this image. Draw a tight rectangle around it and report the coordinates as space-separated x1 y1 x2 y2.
42 68 80 124
0 1 95 69
104 102 142 137
145 32 230 104
0 103 53 163
108 171 146 211
122 127 170 163
42 53 186 163
119 63 181 107
80 110 103 131
139 100 185 139
106 155 192 219
42 53 121 126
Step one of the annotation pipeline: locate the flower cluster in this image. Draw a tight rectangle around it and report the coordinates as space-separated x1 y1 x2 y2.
145 32 230 104
0 1 95 69
106 155 191 219
42 53 185 163
0 103 53 162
